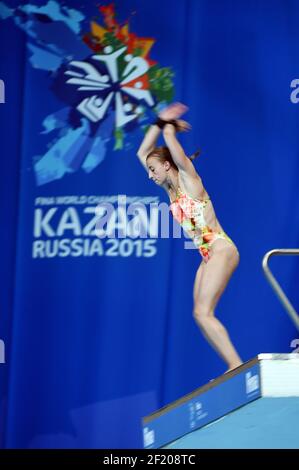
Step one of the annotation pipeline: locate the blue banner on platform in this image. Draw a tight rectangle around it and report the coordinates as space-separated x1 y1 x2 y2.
143 364 261 449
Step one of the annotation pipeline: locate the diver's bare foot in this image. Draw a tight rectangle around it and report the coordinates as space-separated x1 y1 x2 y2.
226 361 243 373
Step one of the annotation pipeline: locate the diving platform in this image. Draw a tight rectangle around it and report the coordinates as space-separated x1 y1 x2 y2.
142 354 299 449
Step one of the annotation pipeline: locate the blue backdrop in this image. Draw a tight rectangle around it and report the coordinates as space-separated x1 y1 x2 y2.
0 0 298 448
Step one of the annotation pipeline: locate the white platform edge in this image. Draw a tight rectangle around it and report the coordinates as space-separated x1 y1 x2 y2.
258 353 299 360
260 355 299 397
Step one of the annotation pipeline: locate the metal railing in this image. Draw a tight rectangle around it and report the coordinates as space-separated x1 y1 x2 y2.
262 249 299 331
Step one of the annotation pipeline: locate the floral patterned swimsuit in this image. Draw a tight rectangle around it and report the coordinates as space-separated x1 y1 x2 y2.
170 187 234 263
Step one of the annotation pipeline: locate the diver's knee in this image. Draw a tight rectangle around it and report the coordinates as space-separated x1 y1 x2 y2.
193 305 211 326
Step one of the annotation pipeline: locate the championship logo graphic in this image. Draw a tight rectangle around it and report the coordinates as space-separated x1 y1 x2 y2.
0 1 174 185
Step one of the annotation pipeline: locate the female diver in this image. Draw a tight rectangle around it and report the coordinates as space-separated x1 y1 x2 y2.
137 103 242 371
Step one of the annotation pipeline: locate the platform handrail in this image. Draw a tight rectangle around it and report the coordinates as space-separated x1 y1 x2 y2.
262 249 299 331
